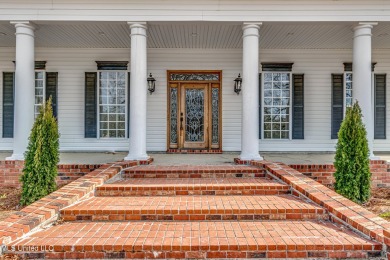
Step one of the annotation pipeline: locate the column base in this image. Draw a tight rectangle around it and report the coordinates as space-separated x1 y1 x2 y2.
239 153 263 161
124 154 150 161
370 155 381 160
6 153 25 161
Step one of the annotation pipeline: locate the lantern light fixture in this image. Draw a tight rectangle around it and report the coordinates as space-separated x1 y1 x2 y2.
147 73 156 94
234 73 242 95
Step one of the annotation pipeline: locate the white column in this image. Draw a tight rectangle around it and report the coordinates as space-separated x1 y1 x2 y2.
6 21 36 161
124 22 149 161
239 23 263 161
352 22 378 159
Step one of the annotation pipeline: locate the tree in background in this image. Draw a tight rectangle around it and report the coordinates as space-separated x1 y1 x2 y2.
334 101 371 204
20 97 59 206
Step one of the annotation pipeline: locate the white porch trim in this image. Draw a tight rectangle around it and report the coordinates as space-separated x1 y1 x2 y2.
6 21 36 161
352 22 378 159
124 22 150 161
239 22 263 161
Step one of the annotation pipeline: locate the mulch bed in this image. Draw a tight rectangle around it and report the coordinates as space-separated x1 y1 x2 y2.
0 187 22 221
363 188 390 221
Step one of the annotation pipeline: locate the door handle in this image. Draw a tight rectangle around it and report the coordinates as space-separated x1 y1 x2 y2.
180 113 184 130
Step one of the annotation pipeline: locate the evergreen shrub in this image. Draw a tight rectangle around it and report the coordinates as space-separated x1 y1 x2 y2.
20 97 60 206
334 101 371 204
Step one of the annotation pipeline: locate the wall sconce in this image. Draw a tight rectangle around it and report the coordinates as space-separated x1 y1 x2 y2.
234 73 242 95
147 73 156 94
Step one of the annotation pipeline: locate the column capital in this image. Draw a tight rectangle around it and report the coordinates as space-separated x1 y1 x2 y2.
242 23 261 39
353 22 377 37
127 22 147 29
242 22 262 30
10 21 36 37
358 21 378 27
127 22 147 37
10 21 37 30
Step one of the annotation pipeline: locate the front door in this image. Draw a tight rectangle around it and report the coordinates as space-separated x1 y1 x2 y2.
181 83 209 149
167 71 222 151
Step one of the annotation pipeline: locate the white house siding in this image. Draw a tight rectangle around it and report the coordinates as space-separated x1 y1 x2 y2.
0 47 390 152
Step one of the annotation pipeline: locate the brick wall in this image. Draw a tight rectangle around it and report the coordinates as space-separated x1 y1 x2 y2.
289 160 390 188
256 161 390 253
0 161 102 188
57 164 103 186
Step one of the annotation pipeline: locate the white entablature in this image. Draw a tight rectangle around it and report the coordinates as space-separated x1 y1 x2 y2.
0 0 389 22
1 21 390 50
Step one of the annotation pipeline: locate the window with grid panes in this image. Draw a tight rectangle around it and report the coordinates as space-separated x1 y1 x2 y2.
98 71 127 138
345 72 353 109
34 71 45 118
263 72 291 139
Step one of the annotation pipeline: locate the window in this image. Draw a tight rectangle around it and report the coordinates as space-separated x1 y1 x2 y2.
34 71 45 118
263 72 291 139
344 72 353 109
331 63 377 139
98 71 127 138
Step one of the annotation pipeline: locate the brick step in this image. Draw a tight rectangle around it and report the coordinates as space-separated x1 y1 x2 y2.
6 221 381 259
61 195 327 221
96 178 289 196
122 165 265 178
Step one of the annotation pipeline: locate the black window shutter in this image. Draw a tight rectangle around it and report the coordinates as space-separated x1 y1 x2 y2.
85 72 97 138
374 74 386 139
2 72 14 138
128 72 130 138
292 74 304 139
259 73 261 139
331 74 344 139
46 72 58 119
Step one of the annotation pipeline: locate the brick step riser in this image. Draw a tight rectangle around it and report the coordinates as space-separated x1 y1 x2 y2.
5 250 381 259
61 212 328 222
121 173 266 178
95 189 290 196
122 166 265 172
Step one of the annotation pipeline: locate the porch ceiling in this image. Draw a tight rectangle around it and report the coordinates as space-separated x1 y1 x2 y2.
0 21 389 49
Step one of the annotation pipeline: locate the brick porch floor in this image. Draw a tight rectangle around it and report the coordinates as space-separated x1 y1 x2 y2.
1 162 389 259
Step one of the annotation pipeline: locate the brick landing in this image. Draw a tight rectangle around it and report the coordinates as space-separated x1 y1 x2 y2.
122 165 265 178
7 221 381 259
1 163 389 259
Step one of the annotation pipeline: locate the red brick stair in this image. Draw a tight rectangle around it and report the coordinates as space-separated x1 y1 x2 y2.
96 178 289 196
61 195 327 221
3 164 385 259
121 165 265 178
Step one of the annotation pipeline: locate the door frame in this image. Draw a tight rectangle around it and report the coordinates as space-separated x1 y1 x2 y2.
167 70 222 150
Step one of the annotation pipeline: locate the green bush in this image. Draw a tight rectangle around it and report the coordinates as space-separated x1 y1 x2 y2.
20 97 60 206
334 102 371 204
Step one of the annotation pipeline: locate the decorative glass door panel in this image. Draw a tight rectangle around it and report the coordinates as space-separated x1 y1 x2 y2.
185 89 205 142
181 84 208 148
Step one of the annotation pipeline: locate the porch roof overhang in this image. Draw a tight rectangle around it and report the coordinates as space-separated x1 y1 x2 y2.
0 21 390 49
0 0 390 22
